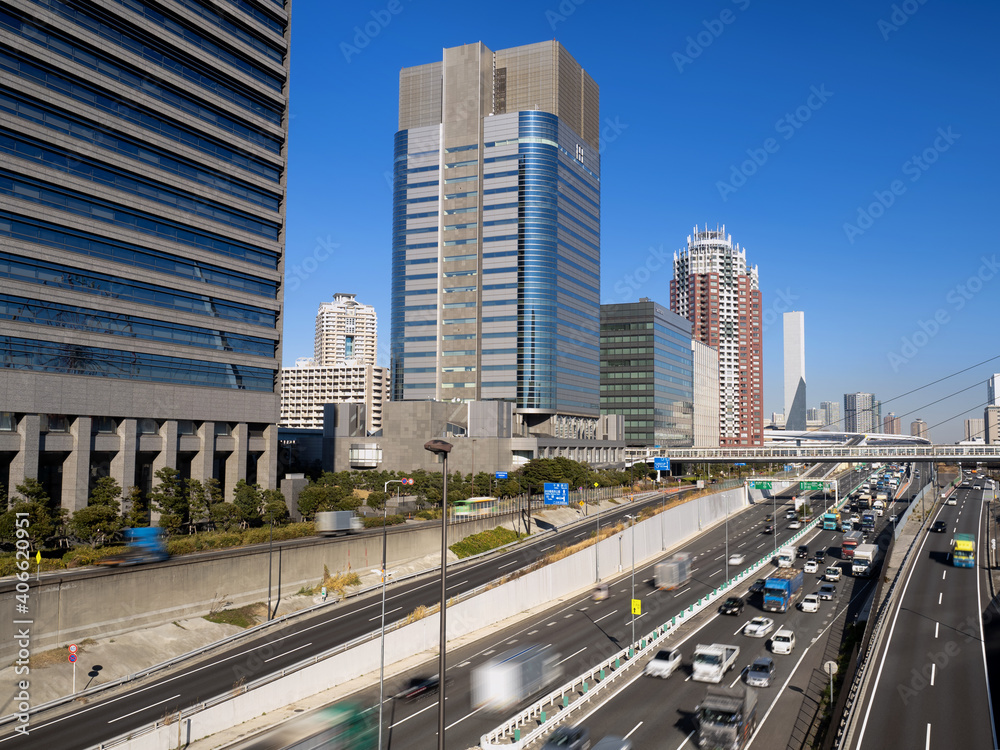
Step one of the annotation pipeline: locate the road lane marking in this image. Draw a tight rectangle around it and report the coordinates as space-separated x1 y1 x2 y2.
624 721 643 740
926 723 931 749
390 698 441 728
444 703 485 731
673 586 691 597
713 554 724 560
930 663 935 686
935 622 939 639
108 694 181 723
556 647 587 666
369 607 402 622
942 571 946 580
498 559 520 569
938 592 942 605
446 579 469 591
264 642 312 663
594 612 614 623
528 629 538 635
540 545 555 551
709 570 720 577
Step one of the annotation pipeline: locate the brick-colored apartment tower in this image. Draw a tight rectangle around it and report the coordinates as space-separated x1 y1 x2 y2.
670 226 763 447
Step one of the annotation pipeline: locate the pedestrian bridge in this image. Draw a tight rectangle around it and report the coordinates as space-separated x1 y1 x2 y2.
646 445 1000 463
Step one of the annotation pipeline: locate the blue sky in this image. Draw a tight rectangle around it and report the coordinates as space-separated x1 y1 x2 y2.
283 0 1000 444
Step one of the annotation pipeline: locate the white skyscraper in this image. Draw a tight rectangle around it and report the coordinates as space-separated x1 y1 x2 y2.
783 312 806 431
315 293 378 366
988 373 1000 407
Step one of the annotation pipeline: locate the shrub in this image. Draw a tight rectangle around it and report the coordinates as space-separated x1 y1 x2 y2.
449 526 521 559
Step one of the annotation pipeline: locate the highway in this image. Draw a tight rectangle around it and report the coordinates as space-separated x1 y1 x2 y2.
226 464 874 749
0 488 679 748
850 478 997 750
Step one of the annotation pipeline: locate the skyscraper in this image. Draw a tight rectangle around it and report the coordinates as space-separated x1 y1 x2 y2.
783 311 806 431
844 393 878 433
671 226 763 446
315 293 378 366
0 1 289 510
965 418 985 441
988 373 1000 407
910 419 929 441
820 400 841 431
883 413 902 434
391 41 601 433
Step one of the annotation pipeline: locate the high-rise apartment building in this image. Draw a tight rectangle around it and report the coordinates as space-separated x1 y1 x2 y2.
391 41 601 436
988 373 1000 407
0 1 289 510
883 412 902 435
783 311 806 431
671 226 762 446
315 293 378 366
965 418 985 441
910 419 929 441
844 393 879 433
986 407 1000 445
820 401 841 431
600 299 693 447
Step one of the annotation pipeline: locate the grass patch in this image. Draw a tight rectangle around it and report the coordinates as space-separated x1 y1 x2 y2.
203 603 265 629
449 527 523 559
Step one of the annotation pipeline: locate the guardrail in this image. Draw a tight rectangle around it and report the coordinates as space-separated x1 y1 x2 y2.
479 503 842 748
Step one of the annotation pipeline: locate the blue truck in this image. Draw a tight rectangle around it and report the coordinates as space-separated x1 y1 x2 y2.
763 568 804 613
97 527 169 566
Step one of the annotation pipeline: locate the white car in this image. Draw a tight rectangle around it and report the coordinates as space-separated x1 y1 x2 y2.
771 628 795 655
728 553 746 566
788 520 802 530
947 497 957 506
803 560 819 574
643 648 682 679
743 616 775 638
824 566 842 582
800 594 820 612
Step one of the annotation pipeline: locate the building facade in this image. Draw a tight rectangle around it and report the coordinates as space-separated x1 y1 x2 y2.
910 419 929 441
314 293 378 366
965 418 985 442
783 311 806 431
280 361 388 434
986 407 1000 445
692 340 721 448
391 41 602 435
844 393 878 434
820 400 841 431
883 413 902 435
988 374 1000 408
0 0 289 510
600 299 694 447
671 225 763 446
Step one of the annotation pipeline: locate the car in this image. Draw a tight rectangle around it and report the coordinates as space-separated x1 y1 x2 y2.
788 520 802 530
643 649 682 679
764 515 773 523
749 578 766 595
824 566 842 582
797 545 809 558
746 656 776 687
729 553 746 566
889 514 898 524
719 596 745 616
744 616 775 638
932 520 948 533
785 510 797 520
592 583 609 601
543 725 591 750
771 628 795 654
814 548 828 562
396 674 441 701
592 738 632 750
800 594 820 612
850 514 861 525
762 524 774 534
947 497 957 506
818 584 837 600
803 560 819 574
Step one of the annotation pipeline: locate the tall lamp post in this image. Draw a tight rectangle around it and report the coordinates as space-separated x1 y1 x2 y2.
624 514 636 647
377 477 412 750
424 439 453 750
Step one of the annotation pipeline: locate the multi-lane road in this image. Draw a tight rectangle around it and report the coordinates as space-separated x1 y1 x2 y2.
850 478 998 750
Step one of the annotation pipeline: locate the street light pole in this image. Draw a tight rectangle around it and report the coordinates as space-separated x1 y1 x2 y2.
625 514 636 647
378 478 407 750
424 439 453 750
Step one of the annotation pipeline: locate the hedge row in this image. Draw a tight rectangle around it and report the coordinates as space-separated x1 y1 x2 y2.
449 526 520 559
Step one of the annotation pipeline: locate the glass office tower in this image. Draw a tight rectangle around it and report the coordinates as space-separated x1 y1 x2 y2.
391 41 601 432
0 0 289 511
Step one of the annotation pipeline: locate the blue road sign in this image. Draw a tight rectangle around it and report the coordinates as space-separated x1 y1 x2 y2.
495 471 508 479
543 482 569 506
653 457 670 471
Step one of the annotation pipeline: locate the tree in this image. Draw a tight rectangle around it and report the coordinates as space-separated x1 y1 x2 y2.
122 485 148 528
89 476 123 509
296 474 360 519
233 479 263 527
148 467 187 531
210 501 239 532
69 504 122 546
186 478 209 526
262 489 289 525
0 499 58 550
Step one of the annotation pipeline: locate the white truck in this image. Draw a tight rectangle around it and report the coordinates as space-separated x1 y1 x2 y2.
872 499 885 517
692 643 740 683
777 546 795 568
655 552 693 590
471 644 562 712
852 543 879 577
315 511 363 536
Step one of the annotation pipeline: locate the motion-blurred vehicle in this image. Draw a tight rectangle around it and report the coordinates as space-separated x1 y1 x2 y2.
749 579 766 595
396 675 440 702
932 520 948 533
719 596 744 616
471 644 562 713
728 553 746 566
96 527 169 567
743 617 774 638
592 583 609 601
746 657 775 688
542 725 591 750
643 648 682 679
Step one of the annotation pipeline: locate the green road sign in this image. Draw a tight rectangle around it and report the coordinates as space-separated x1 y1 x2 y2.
800 481 824 491
750 480 773 490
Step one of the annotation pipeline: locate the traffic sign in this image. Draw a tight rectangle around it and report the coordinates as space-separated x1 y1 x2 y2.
823 660 838 676
68 653 77 663
653 457 670 471
800 481 824 491
401 477 414 485
543 482 569 506
631 598 642 616
495 471 508 479
68 644 77 654
750 481 773 490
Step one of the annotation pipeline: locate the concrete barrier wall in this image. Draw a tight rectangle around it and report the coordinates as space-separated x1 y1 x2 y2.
106 488 753 749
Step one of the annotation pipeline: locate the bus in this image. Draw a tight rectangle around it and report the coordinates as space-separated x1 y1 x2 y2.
842 530 863 559
952 533 975 568
453 496 497 519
